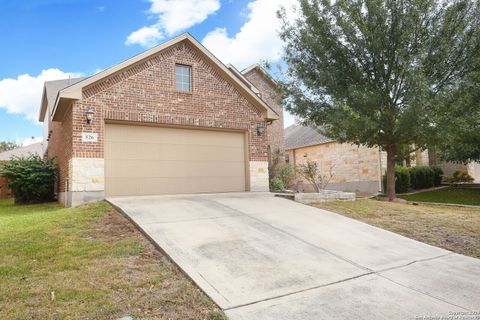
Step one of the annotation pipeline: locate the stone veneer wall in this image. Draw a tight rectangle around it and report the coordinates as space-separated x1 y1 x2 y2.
249 161 269 191
286 142 382 194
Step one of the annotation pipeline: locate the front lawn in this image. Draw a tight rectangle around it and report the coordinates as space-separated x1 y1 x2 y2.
398 187 480 206
313 199 480 258
0 199 225 320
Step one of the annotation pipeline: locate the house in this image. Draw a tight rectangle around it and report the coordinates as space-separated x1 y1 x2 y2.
39 33 283 207
0 142 44 198
284 125 382 194
410 150 480 182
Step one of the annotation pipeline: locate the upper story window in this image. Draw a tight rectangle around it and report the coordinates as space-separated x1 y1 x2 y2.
175 64 191 92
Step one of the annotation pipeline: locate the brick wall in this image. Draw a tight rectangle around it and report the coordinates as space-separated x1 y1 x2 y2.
68 40 268 163
47 108 73 192
243 68 284 153
0 161 11 198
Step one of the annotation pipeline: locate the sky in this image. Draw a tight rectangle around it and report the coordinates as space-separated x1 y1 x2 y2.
0 0 296 146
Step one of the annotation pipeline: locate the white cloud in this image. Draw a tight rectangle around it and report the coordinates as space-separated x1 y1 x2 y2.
22 136 43 146
202 0 296 69
125 26 163 47
126 0 220 47
0 68 80 122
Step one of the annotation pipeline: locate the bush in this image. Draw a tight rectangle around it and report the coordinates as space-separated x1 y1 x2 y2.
383 166 411 193
409 166 435 189
431 166 444 186
0 155 57 204
270 177 284 191
445 171 474 184
278 163 295 189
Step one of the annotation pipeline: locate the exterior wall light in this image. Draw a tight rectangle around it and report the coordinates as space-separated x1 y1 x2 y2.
256 122 265 136
85 107 94 124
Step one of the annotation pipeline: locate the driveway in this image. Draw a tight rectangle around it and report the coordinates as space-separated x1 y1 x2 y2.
108 193 480 319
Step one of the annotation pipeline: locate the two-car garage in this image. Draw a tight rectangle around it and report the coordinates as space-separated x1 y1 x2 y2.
104 123 247 197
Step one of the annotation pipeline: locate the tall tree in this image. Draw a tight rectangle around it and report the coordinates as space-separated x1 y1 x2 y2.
278 0 480 200
0 141 19 153
435 69 480 163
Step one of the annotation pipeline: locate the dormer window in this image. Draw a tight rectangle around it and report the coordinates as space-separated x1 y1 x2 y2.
175 64 191 92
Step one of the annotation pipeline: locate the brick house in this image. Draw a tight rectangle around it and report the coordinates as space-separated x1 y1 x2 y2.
285 125 382 194
39 33 283 207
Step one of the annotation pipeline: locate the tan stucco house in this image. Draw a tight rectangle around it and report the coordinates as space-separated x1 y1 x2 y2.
39 33 283 207
285 125 382 194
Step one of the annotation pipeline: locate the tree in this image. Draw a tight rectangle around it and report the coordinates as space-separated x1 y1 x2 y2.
0 141 19 153
278 0 480 200
434 69 480 163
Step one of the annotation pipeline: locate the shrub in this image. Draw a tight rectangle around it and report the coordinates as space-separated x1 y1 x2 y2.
0 155 57 204
383 165 411 193
296 160 335 192
445 171 474 184
278 163 295 189
431 166 444 186
409 166 435 189
270 177 284 191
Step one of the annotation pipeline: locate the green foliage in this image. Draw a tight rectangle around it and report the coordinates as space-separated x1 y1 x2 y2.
278 163 295 189
296 160 335 192
268 149 295 191
431 166 444 186
445 171 475 183
434 70 480 163
409 166 435 189
0 155 57 204
278 0 480 198
385 166 444 192
383 166 411 193
0 141 20 153
270 177 284 191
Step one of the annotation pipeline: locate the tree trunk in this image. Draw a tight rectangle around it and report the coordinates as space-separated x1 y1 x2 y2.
386 145 396 201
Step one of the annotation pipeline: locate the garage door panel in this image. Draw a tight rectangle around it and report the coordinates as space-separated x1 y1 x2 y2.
105 124 247 196
107 159 245 178
106 141 244 162
106 176 246 196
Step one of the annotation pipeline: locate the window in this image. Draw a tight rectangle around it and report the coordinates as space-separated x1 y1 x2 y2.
175 64 191 92
285 154 290 164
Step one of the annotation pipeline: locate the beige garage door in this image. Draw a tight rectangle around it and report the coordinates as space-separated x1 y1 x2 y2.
105 123 246 197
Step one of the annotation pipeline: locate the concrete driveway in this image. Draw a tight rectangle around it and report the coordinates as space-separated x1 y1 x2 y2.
108 193 480 319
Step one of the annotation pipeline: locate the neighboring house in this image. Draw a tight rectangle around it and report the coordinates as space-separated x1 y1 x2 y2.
285 125 382 194
39 33 283 207
410 150 480 182
0 142 44 198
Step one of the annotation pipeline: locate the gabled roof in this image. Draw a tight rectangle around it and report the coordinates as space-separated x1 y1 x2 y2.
0 142 44 161
285 124 334 150
242 63 278 88
46 33 279 122
39 77 86 121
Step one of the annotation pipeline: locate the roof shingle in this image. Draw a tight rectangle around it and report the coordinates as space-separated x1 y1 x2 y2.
284 125 333 150
0 142 44 161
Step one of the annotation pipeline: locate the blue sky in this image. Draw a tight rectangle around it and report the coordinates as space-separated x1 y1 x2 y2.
0 0 294 145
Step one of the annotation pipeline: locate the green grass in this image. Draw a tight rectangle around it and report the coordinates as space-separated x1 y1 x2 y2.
314 199 480 258
398 187 480 206
0 199 225 320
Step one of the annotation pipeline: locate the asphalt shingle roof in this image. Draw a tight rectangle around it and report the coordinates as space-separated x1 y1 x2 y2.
45 77 87 110
0 142 44 161
284 124 334 150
